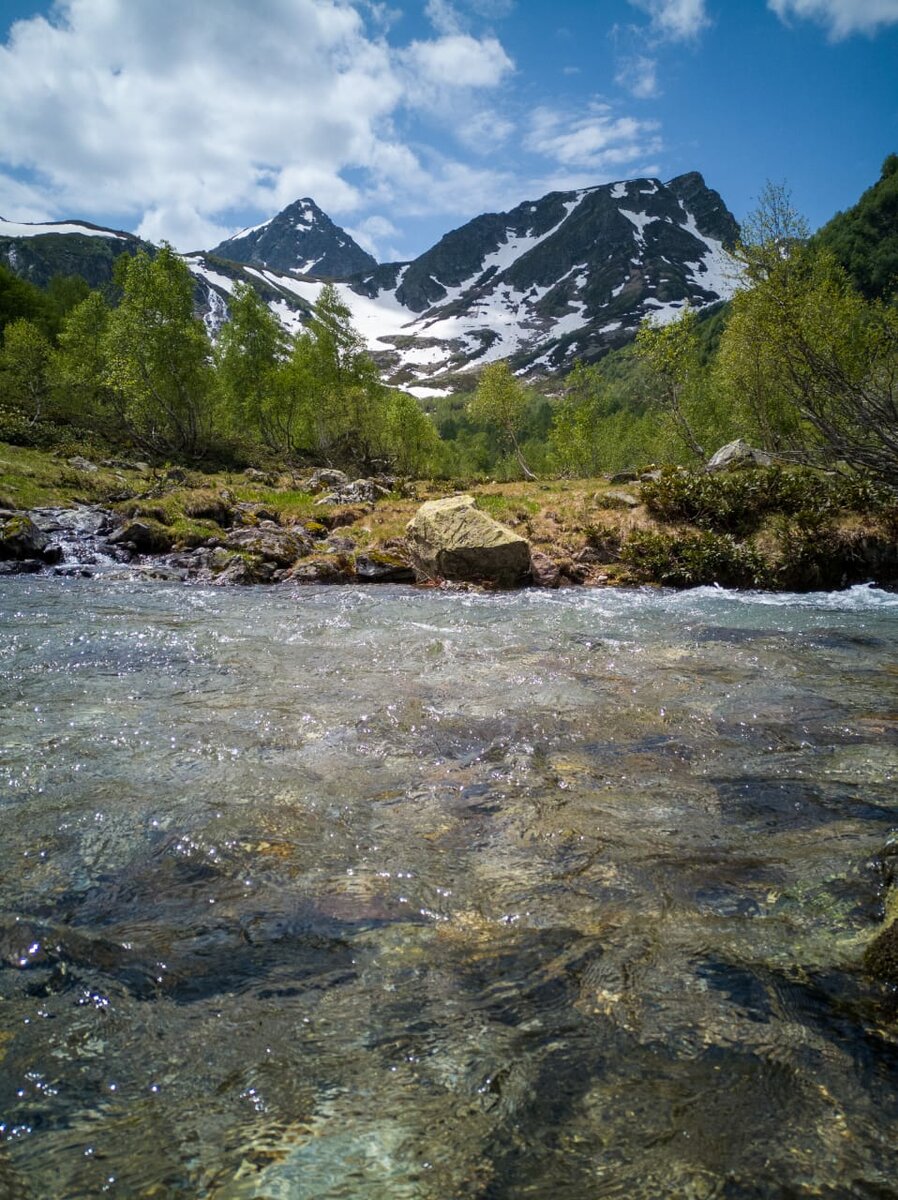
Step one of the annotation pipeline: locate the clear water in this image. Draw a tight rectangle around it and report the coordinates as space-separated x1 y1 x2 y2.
2 578 898 1198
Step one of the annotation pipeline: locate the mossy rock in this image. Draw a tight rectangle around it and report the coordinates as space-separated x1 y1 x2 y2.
184 492 233 526
354 550 415 583
108 518 174 554
864 921 898 984
0 514 50 560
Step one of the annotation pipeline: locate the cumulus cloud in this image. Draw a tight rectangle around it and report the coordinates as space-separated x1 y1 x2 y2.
768 0 898 37
627 0 709 41
525 103 662 173
0 0 515 249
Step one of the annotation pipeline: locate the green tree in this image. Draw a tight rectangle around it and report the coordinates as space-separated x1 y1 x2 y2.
467 360 535 479
102 246 216 457
0 318 55 425
718 203 898 483
54 291 112 426
382 390 441 476
635 307 711 461
215 281 288 450
0 265 54 338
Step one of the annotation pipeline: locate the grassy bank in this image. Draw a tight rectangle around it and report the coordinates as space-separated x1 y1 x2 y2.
1 441 896 590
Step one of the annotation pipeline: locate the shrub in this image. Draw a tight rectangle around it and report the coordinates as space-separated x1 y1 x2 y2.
621 528 769 588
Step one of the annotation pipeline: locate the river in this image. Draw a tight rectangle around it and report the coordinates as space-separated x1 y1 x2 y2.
1 577 898 1198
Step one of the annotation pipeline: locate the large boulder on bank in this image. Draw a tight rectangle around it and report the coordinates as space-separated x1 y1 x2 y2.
0 514 54 561
405 495 531 586
706 440 774 472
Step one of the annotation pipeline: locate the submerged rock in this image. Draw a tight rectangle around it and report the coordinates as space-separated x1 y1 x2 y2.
405 494 531 586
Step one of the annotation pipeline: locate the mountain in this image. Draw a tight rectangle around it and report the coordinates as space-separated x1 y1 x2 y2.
235 171 739 394
0 216 147 289
1 172 740 392
0 215 313 339
210 197 376 277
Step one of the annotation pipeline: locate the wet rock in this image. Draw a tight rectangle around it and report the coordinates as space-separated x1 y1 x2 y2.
325 534 357 554
224 525 311 567
864 920 898 983
354 551 415 583
706 439 774 472
108 519 175 554
530 550 561 588
66 455 98 472
601 489 640 510
609 470 638 484
0 558 43 575
406 494 531 587
285 556 354 584
0 514 51 561
213 556 275 585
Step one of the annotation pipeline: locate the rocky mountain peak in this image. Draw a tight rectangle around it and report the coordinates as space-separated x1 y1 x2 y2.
210 198 376 278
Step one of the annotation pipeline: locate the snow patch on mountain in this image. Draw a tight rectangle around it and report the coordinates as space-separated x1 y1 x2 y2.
0 218 128 240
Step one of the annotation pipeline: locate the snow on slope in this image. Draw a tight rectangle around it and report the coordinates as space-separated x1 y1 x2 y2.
0 217 128 239
185 174 740 388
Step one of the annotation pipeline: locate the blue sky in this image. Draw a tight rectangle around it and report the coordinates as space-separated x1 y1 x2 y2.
0 0 895 259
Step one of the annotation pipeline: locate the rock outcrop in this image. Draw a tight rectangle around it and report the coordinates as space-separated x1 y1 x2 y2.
405 495 531 586
706 440 775 472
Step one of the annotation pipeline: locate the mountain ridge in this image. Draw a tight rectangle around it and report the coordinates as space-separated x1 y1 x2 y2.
1 171 741 390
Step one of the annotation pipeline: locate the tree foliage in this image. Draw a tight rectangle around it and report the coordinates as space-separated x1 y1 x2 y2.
101 246 216 456
468 361 535 478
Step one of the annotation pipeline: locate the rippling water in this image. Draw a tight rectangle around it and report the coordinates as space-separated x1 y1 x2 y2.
2 578 898 1198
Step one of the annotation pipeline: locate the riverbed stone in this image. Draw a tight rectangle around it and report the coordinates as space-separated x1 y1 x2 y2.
224 525 311 567
0 514 51 561
354 551 416 584
285 556 354 584
108 519 175 554
406 494 531 586
530 550 561 588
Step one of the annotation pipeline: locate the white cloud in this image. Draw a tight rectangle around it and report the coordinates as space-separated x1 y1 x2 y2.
525 103 662 172
346 213 401 259
628 0 709 40
768 0 898 37
0 0 515 250
425 0 465 36
401 33 513 90
615 54 660 98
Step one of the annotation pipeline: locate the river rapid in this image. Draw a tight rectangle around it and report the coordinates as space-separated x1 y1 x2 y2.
2 577 898 1198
